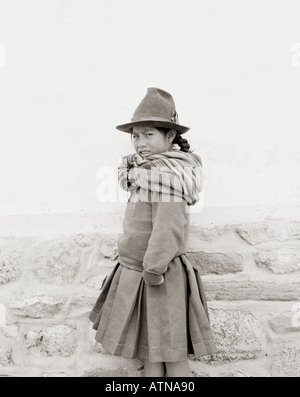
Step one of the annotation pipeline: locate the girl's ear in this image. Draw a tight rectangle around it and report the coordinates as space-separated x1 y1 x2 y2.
167 129 177 143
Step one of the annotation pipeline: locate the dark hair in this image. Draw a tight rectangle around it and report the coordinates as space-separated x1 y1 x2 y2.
157 128 191 153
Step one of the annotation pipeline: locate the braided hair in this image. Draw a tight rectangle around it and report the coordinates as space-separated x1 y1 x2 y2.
157 128 191 153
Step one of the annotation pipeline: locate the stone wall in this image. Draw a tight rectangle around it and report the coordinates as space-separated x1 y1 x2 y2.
0 208 300 377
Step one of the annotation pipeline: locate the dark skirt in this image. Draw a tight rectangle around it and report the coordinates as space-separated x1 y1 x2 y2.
89 254 216 363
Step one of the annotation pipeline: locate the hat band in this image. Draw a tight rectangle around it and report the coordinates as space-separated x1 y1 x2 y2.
131 115 177 123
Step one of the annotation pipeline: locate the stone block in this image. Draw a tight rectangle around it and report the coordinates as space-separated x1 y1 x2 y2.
287 221 300 240
203 279 300 301
189 225 230 243
227 371 251 377
254 247 300 274
194 309 267 364
100 235 119 260
81 274 107 290
268 310 300 333
26 325 77 357
70 290 100 311
271 343 300 377
42 372 68 377
0 324 18 338
0 251 22 284
10 295 64 318
0 336 13 366
81 368 128 377
71 233 98 247
81 256 115 289
187 251 243 275
32 239 80 284
235 221 289 245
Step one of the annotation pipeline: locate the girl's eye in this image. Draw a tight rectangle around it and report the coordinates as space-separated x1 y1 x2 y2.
132 133 152 138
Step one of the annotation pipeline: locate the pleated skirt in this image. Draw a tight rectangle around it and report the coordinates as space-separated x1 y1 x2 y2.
89 254 216 363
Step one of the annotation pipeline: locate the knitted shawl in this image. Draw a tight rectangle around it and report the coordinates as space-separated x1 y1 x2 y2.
118 150 204 206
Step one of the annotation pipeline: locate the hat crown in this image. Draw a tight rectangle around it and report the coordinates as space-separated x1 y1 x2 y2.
131 87 177 123
116 87 189 134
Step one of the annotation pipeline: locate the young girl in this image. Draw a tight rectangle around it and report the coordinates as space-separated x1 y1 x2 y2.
89 88 216 377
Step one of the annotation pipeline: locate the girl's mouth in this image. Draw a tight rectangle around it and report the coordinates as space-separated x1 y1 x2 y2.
139 151 151 156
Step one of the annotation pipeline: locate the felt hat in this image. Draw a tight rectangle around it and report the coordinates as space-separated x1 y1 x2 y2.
116 87 190 134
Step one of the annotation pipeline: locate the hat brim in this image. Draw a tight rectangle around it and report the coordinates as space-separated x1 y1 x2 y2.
116 120 190 134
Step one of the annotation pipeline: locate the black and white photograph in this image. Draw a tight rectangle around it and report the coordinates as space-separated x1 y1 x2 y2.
0 0 299 380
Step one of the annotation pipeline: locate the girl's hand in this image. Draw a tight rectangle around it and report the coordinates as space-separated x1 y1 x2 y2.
150 277 164 287
127 153 144 167
142 271 164 286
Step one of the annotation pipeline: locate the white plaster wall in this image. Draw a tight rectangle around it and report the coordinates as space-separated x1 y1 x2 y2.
0 0 300 215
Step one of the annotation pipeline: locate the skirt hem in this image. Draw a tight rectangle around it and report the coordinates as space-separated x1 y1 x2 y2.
89 255 217 362
93 336 216 363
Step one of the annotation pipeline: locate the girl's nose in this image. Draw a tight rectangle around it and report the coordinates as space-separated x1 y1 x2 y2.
136 135 147 145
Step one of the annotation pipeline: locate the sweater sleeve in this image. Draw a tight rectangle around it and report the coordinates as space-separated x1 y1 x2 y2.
142 197 188 286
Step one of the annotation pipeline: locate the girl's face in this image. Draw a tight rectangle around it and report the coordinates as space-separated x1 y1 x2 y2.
131 126 175 158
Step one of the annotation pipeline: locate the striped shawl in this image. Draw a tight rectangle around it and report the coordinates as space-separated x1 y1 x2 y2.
118 150 204 205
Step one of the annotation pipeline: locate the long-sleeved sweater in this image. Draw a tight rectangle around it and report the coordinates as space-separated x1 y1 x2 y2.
117 189 190 285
